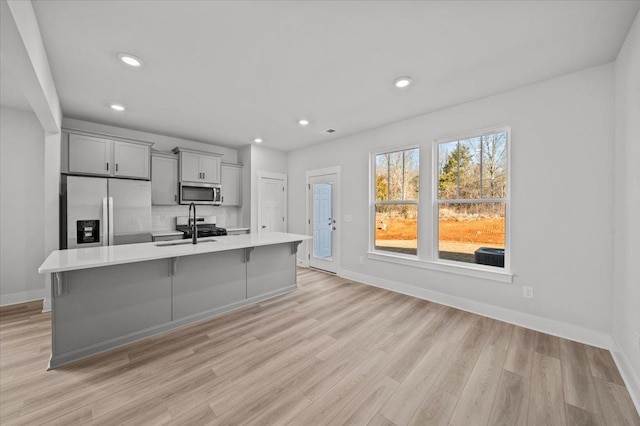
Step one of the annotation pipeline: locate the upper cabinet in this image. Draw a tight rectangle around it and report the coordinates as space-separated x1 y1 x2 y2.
151 152 179 205
172 148 222 184
221 163 242 206
67 133 151 180
113 141 150 179
68 134 111 176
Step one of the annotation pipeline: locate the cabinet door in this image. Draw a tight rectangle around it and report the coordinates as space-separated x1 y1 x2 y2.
151 155 178 205
181 152 201 182
221 165 241 206
113 141 150 179
199 155 221 183
68 134 111 176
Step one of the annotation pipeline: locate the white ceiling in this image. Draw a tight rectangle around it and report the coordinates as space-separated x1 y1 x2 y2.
31 1 639 152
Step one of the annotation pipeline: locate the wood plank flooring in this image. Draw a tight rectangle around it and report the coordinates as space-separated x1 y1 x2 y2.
1 268 638 425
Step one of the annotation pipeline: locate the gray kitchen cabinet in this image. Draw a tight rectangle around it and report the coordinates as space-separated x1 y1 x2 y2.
172 250 246 320
226 229 250 236
246 244 296 298
152 234 183 242
53 259 172 355
221 163 242 206
68 134 111 176
68 133 151 179
173 148 221 184
113 140 150 179
151 152 179 205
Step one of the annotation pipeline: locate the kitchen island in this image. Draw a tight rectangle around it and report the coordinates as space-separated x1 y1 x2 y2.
39 232 311 369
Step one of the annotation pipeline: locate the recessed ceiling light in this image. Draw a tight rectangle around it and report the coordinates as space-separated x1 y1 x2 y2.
110 103 126 112
254 138 263 143
393 77 412 88
298 119 310 127
118 53 143 68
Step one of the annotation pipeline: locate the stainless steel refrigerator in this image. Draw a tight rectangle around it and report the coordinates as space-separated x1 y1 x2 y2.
61 175 152 249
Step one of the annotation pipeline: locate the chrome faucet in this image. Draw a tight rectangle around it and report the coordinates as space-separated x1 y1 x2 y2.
188 202 197 244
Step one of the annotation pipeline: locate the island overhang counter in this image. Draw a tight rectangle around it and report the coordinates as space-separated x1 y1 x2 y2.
39 232 311 369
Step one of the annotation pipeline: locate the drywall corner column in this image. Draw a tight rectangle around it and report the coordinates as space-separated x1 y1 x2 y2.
613 9 640 411
42 131 61 312
1 0 61 132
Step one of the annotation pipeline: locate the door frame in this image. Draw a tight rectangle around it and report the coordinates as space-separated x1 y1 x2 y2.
257 171 287 233
305 166 341 274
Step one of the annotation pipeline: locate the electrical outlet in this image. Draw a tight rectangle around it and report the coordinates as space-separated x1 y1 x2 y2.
359 256 364 265
522 286 534 299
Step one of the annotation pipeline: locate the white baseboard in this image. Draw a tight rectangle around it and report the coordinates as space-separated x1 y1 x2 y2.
610 337 640 415
339 269 615 350
0 289 45 308
42 297 51 313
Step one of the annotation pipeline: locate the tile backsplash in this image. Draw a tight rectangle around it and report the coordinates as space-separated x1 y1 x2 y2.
152 205 240 230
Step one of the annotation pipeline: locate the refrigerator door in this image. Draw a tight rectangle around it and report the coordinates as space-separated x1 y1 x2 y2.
65 176 109 249
108 179 152 245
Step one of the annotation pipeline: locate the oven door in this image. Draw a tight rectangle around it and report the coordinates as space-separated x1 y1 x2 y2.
179 183 222 205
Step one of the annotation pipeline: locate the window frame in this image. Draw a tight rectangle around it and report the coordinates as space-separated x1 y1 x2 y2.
370 145 420 258
432 126 511 272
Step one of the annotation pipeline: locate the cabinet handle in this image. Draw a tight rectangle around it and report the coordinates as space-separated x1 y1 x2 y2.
174 194 177 202
106 162 109 171
115 163 119 172
203 172 205 180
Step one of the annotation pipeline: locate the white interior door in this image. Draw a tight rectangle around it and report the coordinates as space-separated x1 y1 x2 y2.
258 176 285 232
309 174 337 273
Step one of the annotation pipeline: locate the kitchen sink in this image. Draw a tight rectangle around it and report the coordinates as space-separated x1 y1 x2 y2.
155 239 217 247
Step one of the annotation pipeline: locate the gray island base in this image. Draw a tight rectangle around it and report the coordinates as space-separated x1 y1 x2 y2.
39 233 310 369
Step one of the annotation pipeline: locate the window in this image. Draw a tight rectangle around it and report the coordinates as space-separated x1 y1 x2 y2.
373 148 419 255
436 130 508 268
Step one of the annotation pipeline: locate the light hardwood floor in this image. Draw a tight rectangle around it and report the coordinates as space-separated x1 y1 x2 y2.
1 268 638 425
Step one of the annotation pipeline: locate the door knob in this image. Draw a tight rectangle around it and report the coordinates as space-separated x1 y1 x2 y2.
332 226 336 231
262 225 266 229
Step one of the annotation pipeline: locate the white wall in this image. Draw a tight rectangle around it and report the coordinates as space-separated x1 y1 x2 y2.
289 64 615 346
613 10 640 408
0 107 46 305
248 145 288 233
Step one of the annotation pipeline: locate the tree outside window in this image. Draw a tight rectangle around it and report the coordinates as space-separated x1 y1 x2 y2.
374 148 419 255
437 131 508 267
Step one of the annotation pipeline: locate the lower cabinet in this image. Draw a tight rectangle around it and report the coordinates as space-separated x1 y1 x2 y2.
152 234 184 242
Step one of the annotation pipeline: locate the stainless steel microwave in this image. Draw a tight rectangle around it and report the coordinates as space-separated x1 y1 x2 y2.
179 182 222 205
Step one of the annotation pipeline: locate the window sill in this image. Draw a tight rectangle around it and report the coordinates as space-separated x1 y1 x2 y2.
367 251 513 283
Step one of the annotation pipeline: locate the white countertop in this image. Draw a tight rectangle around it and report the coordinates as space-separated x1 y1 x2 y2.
39 232 311 274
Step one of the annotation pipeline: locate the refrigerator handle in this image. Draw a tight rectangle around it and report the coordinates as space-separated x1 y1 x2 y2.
108 197 114 246
102 197 109 246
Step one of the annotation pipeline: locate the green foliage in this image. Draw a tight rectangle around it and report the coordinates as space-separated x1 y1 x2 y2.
439 144 472 199
438 133 507 200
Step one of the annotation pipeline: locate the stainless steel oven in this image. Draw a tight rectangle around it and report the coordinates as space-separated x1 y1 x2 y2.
179 182 222 205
